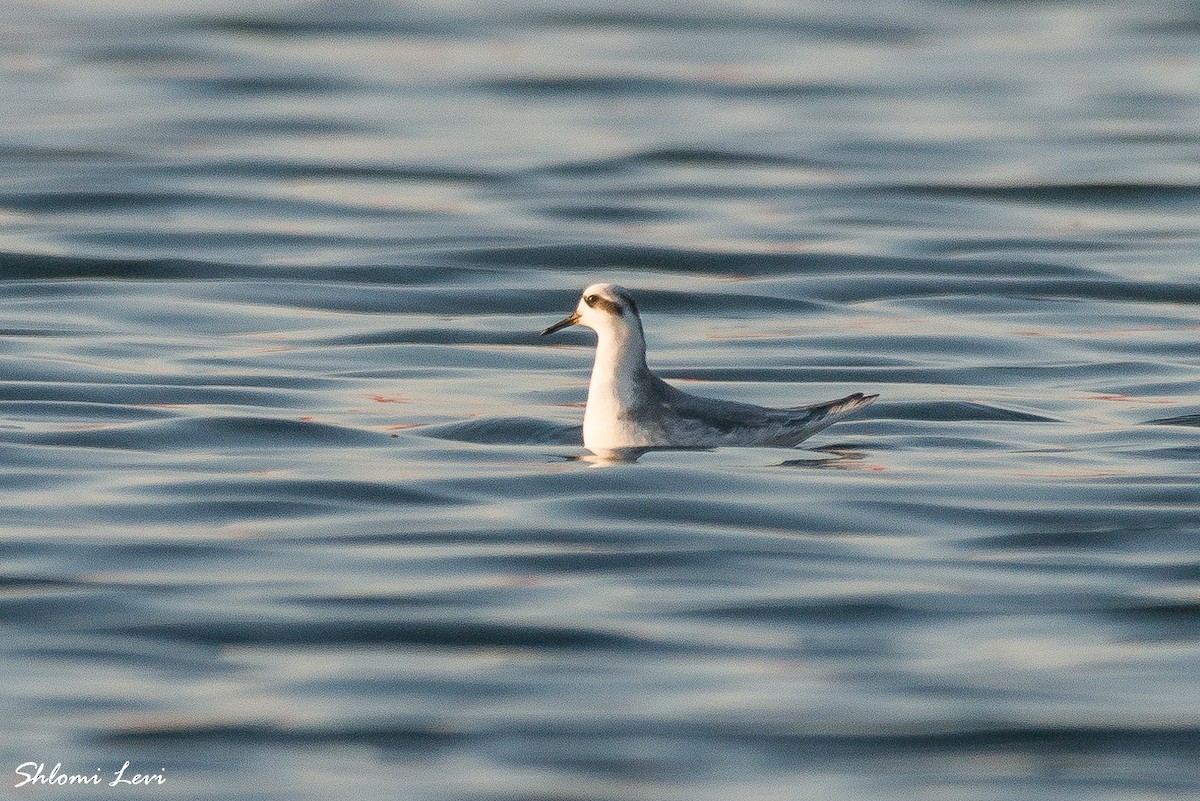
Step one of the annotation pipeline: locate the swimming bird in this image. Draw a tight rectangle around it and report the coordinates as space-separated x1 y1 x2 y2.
541 283 877 454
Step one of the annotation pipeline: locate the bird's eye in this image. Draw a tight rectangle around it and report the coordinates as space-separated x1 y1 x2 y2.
584 294 597 307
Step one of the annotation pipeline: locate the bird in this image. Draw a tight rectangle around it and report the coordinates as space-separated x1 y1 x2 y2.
541 283 877 455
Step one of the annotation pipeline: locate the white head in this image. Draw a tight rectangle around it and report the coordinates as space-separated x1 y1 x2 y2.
540 283 644 342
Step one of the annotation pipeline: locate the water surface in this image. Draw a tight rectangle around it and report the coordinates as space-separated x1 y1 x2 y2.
2 1 1199 799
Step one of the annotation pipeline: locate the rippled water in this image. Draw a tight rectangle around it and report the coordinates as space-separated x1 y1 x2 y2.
3 1 1199 799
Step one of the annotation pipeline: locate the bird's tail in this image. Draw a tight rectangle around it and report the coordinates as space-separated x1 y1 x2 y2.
789 392 878 444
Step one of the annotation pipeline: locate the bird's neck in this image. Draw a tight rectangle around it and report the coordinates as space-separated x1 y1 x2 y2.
587 327 651 413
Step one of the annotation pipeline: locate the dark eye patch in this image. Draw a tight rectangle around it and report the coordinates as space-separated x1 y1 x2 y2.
589 295 623 316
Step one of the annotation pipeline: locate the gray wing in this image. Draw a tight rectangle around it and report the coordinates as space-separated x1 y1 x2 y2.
646 377 877 447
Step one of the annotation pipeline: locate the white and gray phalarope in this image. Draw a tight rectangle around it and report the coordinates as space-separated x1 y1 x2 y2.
542 283 878 455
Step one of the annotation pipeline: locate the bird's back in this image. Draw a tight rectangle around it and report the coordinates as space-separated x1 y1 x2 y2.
634 378 876 448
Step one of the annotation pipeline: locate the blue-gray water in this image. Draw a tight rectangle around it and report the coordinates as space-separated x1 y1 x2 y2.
3 1 1199 799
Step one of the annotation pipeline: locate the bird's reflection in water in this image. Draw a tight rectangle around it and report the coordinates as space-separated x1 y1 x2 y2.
564 446 711 466
559 445 873 469
777 445 874 470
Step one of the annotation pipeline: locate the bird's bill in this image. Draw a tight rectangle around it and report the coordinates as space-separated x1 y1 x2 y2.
540 311 580 336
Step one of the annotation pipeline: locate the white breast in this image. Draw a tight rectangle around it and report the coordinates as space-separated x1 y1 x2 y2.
581 335 656 450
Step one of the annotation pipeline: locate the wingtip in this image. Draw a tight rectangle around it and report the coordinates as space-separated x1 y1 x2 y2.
841 392 879 410
813 392 879 420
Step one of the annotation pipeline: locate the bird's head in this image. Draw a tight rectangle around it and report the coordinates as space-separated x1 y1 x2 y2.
540 283 643 340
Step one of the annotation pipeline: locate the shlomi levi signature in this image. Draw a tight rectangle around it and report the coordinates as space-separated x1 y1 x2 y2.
14 761 165 788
